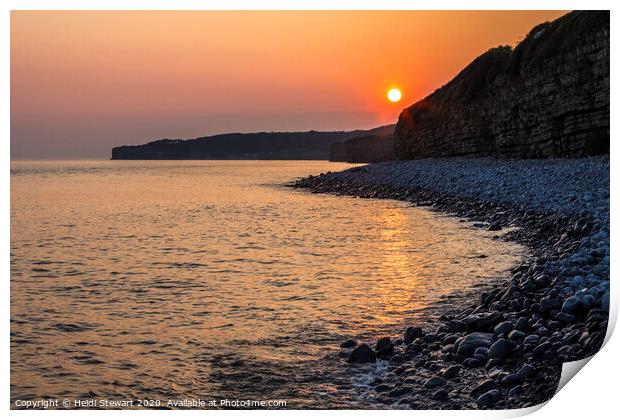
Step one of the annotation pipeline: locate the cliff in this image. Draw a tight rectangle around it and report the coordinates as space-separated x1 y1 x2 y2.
329 135 394 163
111 125 394 160
394 11 610 159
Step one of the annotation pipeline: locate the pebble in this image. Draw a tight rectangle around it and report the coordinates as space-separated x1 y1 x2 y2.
488 338 516 360
424 376 447 388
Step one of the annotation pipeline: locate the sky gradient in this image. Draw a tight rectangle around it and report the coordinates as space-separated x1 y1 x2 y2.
11 10 566 159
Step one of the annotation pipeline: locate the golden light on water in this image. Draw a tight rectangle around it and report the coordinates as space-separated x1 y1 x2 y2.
387 88 402 103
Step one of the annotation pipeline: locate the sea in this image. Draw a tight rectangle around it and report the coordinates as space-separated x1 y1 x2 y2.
10 160 526 408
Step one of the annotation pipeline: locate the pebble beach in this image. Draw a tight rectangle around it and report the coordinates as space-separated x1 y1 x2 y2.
291 156 610 409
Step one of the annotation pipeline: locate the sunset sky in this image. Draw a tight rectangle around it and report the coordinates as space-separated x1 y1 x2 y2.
11 10 566 159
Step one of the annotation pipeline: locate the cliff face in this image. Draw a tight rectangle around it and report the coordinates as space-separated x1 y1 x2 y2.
329 135 394 163
394 11 609 159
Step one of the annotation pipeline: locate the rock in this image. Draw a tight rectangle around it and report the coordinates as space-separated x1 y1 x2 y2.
348 344 377 363
540 295 562 313
561 296 585 315
424 333 438 342
488 338 516 360
424 376 446 388
388 386 412 397
470 379 496 397
375 337 394 358
441 365 460 379
390 354 404 365
456 332 494 359
508 330 526 341
340 338 357 348
404 327 423 344
374 383 392 392
494 321 513 335
447 319 466 333
485 358 503 369
477 389 501 408
500 373 521 386
464 357 483 368
508 385 523 397
555 312 576 324
514 317 529 331
515 364 534 378
462 312 502 332
533 342 551 357
488 223 502 231
432 389 450 401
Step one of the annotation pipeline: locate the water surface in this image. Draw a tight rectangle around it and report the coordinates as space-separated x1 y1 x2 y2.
11 160 526 408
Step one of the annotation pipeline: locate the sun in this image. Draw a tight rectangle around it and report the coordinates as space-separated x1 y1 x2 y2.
387 88 402 103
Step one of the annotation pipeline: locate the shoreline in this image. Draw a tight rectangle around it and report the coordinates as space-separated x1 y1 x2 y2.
290 157 609 409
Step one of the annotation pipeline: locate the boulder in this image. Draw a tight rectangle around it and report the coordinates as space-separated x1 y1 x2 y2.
404 326 423 344
348 344 377 363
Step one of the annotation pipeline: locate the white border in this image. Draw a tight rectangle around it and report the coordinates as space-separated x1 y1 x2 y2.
3 2 618 419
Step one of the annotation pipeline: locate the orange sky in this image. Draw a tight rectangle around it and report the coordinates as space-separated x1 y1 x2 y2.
11 10 566 159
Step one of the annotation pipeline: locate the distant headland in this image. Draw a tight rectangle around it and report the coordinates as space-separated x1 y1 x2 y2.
111 125 394 160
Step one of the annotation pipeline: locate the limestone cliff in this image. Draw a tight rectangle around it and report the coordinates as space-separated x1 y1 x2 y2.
394 11 609 159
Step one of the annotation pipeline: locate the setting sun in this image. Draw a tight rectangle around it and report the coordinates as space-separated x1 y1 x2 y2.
387 88 402 103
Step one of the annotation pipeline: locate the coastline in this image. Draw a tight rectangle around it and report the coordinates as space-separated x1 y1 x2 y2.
290 156 610 409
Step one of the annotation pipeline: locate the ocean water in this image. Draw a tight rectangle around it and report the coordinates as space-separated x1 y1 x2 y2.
10 160 526 408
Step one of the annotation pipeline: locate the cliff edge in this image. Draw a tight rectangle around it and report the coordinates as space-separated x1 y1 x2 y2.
394 11 609 159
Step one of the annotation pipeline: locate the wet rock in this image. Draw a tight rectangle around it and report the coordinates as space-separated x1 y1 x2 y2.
561 296 585 315
477 389 501 408
348 344 376 363
340 338 357 348
488 338 516 360
424 376 447 388
375 337 394 358
404 327 423 344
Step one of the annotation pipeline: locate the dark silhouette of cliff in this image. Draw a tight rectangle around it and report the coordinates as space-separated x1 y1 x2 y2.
111 125 394 160
394 11 609 159
329 135 394 163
